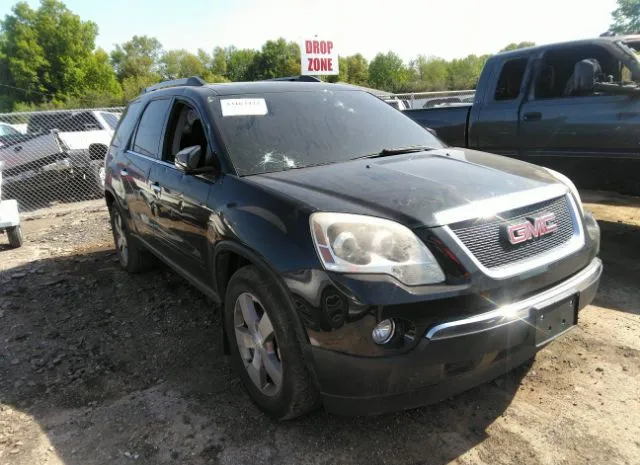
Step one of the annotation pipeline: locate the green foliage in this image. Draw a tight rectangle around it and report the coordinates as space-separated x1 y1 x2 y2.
409 56 449 91
500 41 536 52
250 38 300 79
345 54 369 86
447 54 490 90
160 49 206 80
610 0 640 33
226 47 257 81
0 0 121 109
368 52 409 92
122 73 158 101
1 0 544 109
110 35 162 81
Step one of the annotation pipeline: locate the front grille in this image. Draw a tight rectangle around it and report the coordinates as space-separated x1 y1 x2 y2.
450 195 576 269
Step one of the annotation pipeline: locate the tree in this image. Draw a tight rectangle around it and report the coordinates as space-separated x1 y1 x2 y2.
410 55 449 91
610 0 640 33
211 46 227 76
250 38 300 79
122 73 158 101
447 54 490 89
500 41 536 52
226 46 258 81
160 49 205 80
345 54 369 86
326 56 348 83
0 0 119 108
368 52 408 92
110 35 163 81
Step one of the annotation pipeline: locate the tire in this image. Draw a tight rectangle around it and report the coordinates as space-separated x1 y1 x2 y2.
108 203 155 273
86 160 106 199
7 226 23 248
224 265 319 420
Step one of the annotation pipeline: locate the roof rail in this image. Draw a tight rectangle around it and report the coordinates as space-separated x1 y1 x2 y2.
264 76 322 82
144 76 206 93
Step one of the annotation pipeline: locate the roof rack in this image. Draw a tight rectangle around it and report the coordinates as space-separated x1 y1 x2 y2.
264 76 322 82
144 76 206 93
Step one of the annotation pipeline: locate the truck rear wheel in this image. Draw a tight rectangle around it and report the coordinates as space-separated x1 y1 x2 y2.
7 226 23 248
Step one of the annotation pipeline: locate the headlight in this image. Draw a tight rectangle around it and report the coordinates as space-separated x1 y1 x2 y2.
543 167 584 214
310 212 445 285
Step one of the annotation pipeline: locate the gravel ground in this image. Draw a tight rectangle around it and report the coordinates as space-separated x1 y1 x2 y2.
0 192 639 465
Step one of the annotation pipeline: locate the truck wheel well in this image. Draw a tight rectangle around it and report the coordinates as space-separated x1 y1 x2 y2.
216 251 251 299
89 143 108 160
105 191 115 208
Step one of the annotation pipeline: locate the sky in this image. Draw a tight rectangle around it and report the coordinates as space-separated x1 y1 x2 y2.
1 0 620 62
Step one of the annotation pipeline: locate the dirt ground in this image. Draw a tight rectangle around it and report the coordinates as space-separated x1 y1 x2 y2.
0 192 638 465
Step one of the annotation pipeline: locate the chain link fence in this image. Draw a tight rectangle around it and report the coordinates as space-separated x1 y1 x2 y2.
0 107 124 212
376 90 475 110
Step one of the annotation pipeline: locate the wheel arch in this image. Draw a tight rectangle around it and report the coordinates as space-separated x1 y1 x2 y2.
213 241 316 370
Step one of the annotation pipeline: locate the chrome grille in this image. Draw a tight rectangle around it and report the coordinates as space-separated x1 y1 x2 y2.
449 195 576 269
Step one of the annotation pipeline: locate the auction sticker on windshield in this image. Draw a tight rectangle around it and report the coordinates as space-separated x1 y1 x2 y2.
221 98 268 116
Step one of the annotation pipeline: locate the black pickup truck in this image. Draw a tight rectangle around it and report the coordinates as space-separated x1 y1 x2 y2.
404 35 640 194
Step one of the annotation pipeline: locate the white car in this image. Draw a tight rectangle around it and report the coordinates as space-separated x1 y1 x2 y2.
0 110 120 197
0 161 22 248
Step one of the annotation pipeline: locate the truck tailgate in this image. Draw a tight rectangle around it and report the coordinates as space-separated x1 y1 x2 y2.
404 105 471 148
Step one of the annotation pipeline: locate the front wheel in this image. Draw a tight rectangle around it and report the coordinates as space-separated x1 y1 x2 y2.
224 265 319 420
7 226 23 248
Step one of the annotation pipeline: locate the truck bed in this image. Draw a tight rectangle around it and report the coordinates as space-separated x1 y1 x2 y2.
403 104 471 148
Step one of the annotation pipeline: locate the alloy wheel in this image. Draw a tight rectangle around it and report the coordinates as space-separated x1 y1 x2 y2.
113 211 129 267
234 292 283 397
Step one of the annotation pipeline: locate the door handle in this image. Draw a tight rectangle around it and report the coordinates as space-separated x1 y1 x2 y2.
151 182 161 194
523 112 542 122
120 169 128 177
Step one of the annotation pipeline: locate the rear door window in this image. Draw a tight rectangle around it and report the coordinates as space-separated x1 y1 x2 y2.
131 99 172 158
494 58 528 101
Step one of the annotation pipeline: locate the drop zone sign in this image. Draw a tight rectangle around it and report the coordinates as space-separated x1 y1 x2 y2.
301 38 339 75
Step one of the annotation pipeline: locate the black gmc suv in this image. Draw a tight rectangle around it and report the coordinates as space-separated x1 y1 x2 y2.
103 76 602 419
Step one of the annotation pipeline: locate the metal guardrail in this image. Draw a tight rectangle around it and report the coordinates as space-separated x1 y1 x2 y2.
0 107 124 212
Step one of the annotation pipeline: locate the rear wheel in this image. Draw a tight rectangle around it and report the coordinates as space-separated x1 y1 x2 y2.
224 265 319 420
109 203 155 273
7 226 23 248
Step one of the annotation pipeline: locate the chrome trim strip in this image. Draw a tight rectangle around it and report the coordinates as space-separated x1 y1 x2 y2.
433 184 568 226
425 258 602 341
442 193 585 280
126 150 176 169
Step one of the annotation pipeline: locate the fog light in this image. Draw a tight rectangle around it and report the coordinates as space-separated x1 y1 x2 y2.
372 319 395 345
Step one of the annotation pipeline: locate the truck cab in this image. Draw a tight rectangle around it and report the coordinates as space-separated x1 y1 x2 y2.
405 35 640 194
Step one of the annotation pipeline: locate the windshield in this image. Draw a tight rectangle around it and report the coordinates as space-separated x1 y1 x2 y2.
211 90 444 175
100 112 120 130
0 124 19 137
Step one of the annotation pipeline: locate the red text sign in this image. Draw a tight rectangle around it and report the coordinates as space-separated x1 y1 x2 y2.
301 38 339 76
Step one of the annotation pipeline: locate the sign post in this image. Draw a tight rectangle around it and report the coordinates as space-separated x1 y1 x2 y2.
301 38 339 76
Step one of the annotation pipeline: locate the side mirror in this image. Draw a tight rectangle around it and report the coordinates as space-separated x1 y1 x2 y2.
175 145 202 173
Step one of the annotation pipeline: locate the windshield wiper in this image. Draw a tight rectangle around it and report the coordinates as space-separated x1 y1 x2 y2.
354 145 435 160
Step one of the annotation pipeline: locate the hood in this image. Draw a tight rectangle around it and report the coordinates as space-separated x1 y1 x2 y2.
247 148 564 228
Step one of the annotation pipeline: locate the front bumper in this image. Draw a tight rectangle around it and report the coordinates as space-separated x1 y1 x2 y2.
313 257 602 415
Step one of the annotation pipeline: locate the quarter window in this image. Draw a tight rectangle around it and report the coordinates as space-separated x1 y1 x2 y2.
112 101 142 149
132 99 171 158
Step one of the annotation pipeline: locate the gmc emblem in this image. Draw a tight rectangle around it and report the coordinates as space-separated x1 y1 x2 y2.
505 213 558 245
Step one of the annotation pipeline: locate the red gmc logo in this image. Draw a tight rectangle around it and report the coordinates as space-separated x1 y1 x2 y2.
505 213 558 245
